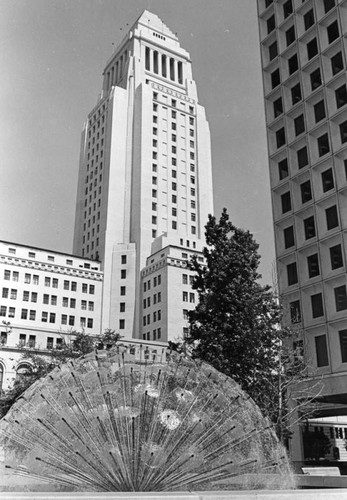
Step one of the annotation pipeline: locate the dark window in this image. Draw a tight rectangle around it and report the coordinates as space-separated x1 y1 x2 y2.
335 85 347 109
331 52 343 75
310 68 322 90
315 335 329 367
271 68 280 89
330 244 343 269
300 180 312 203
291 83 302 105
304 9 314 31
314 100 326 122
294 114 305 136
327 21 339 44
297 146 308 168
121 255 127 264
281 191 292 213
324 0 335 13
278 158 289 180
304 216 316 239
286 26 295 46
288 54 298 74
317 133 330 157
274 97 283 118
283 0 293 18
339 329 347 363
120 302 125 312
322 168 334 192
276 127 286 148
334 285 347 311
326 205 339 230
307 253 320 278
145 47 150 71
267 15 275 34
311 293 324 318
269 41 278 61
287 262 298 286
284 226 295 248
307 38 318 60
290 300 301 323
340 121 347 143
265 0 273 7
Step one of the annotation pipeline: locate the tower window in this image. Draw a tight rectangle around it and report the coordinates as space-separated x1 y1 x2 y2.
278 158 288 180
294 114 305 136
288 54 298 75
153 51 158 74
291 83 302 105
273 97 283 118
276 127 285 148
170 58 175 80
286 26 295 47
311 293 324 318
284 226 295 249
339 329 347 363
330 244 343 269
310 68 322 90
326 205 339 230
334 285 347 311
281 191 291 213
331 52 343 75
317 133 330 157
327 21 339 44
287 262 298 286
315 335 329 367
269 41 278 61
300 180 312 203
304 216 316 239
340 121 347 143
297 146 308 169
307 38 318 60
290 300 301 324
283 0 293 18
162 54 167 78
307 253 320 278
304 9 314 31
324 0 335 13
322 168 334 192
314 100 326 122
335 85 347 109
271 69 280 89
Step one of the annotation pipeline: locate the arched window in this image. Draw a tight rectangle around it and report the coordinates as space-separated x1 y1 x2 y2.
0 364 4 391
16 363 32 382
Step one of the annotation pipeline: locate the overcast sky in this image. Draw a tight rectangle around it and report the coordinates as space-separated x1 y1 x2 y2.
0 0 275 284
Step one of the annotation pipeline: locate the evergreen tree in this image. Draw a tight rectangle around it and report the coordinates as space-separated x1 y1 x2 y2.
185 209 283 415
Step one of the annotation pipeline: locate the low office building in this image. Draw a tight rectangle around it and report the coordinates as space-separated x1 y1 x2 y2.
0 240 102 390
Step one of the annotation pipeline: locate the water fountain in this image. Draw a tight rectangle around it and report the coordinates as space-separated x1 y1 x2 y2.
0 345 295 492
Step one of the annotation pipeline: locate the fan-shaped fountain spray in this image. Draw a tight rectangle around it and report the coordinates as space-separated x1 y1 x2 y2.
0 345 294 492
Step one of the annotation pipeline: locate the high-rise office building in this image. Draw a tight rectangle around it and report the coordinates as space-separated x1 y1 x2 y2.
257 0 347 463
73 11 213 342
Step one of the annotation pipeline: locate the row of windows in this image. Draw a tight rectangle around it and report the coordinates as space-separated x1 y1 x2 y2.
285 248 342 286
272 83 347 127
143 292 162 309
6 247 77 267
146 48 183 84
105 49 128 90
280 181 337 212
142 327 162 341
266 0 336 37
281 207 339 244
3 271 96 293
276 120 347 154
183 291 195 303
144 275 161 292
0 306 94 327
1 288 95 309
314 328 347 368
270 49 343 94
143 310 162 326
288 285 347 320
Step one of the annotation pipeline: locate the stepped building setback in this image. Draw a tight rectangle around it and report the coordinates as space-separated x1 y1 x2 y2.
257 0 347 465
73 11 213 342
0 11 213 389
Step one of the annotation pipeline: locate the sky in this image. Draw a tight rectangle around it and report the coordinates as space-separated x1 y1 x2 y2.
0 0 275 284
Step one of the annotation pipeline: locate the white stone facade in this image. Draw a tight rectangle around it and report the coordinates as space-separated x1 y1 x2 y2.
73 11 213 341
0 240 102 390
